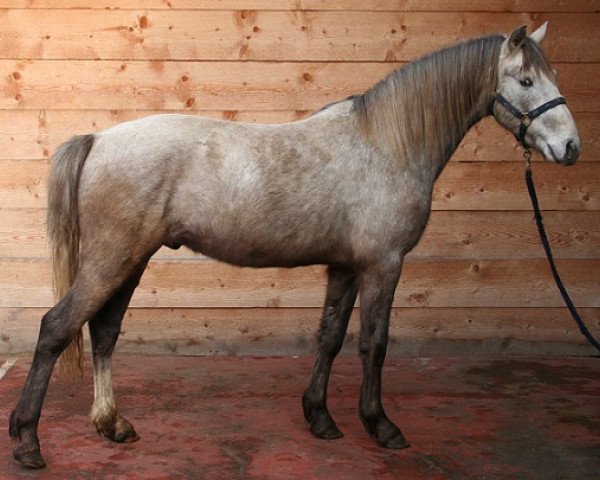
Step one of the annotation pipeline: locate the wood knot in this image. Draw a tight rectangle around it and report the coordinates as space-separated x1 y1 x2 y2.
223 110 238 121
267 297 281 308
408 292 427 303
139 15 150 29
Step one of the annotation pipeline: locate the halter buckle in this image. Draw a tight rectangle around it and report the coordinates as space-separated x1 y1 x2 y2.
520 114 532 127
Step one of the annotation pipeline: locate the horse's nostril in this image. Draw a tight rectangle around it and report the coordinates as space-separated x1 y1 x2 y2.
565 140 579 164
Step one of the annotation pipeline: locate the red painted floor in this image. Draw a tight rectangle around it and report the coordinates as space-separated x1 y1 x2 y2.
1 355 598 479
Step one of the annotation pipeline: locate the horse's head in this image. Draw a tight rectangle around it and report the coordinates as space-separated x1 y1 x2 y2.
492 23 580 165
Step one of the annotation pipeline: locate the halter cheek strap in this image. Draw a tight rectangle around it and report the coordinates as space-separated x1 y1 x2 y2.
492 93 567 146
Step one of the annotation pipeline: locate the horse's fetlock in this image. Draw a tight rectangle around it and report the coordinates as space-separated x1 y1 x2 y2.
9 410 21 439
301 390 320 420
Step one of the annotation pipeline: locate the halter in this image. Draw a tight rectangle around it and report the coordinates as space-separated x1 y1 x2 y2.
491 93 566 147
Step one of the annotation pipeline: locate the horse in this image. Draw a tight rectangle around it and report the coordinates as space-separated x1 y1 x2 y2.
9 23 580 468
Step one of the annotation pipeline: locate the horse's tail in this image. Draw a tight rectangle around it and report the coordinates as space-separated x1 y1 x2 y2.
47 134 95 378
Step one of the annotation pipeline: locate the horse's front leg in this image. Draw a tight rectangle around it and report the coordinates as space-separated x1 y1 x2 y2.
303 266 358 439
358 261 410 449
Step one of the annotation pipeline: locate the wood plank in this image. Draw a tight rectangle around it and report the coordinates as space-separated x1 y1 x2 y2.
2 307 598 355
432 162 599 211
0 208 48 259
0 11 597 62
1 258 597 309
2 209 598 261
413 211 600 260
0 110 597 162
2 159 597 211
1 61 597 112
0 1 596 13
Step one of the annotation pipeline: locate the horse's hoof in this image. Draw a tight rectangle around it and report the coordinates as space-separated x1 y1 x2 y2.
113 427 140 443
95 414 140 443
13 444 46 469
312 424 344 440
377 432 410 449
308 414 344 440
362 414 410 449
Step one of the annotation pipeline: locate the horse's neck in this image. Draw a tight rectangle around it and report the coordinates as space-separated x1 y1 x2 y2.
410 45 499 180
355 36 502 182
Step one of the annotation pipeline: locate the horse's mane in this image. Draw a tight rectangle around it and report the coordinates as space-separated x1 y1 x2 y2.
353 35 505 162
353 34 557 163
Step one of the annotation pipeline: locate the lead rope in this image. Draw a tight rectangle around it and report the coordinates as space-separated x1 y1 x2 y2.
523 149 600 355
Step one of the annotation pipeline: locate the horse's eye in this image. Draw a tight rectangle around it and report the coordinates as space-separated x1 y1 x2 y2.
520 77 533 88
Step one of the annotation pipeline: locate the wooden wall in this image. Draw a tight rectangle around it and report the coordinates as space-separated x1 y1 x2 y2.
1 1 598 356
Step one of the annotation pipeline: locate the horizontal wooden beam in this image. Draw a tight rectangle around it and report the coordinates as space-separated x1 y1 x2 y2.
1 209 598 261
2 307 598 356
1 258 598 309
0 11 598 62
2 160 597 211
0 1 597 13
1 61 597 112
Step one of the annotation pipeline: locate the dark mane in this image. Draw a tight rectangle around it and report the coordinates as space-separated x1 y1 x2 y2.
353 35 504 163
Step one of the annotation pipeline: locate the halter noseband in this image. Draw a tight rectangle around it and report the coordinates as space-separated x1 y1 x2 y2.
491 93 566 147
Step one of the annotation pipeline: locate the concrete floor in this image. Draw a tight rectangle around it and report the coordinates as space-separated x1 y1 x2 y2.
1 355 598 479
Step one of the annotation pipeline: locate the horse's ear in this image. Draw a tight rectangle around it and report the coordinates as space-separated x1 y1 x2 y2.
508 25 527 52
529 21 548 44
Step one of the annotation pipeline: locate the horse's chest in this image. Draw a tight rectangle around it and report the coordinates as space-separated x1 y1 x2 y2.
340 175 431 263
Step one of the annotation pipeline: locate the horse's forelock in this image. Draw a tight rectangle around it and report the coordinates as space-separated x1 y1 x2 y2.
521 36 557 83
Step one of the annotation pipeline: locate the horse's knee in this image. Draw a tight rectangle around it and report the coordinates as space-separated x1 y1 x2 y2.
359 338 387 364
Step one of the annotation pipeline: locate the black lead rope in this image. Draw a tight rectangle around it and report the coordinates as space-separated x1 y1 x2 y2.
523 150 600 355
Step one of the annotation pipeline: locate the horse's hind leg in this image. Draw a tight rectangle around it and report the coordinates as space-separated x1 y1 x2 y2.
358 262 409 449
303 266 358 439
9 282 120 468
9 256 149 468
89 264 146 443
